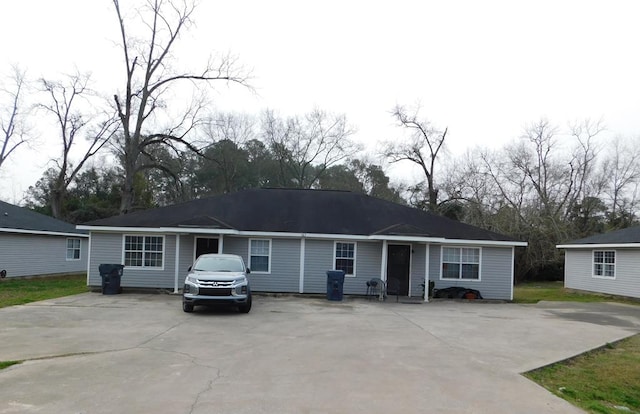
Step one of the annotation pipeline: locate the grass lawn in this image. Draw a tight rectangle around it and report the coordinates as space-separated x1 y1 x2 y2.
525 334 640 414
513 281 640 305
0 273 88 309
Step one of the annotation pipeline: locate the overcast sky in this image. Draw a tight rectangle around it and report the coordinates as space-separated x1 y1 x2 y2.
1 0 639 203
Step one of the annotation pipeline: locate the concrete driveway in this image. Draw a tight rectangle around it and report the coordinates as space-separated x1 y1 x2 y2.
0 294 638 414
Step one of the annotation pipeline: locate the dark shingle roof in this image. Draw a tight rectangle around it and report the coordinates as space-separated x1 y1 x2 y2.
85 188 521 242
564 226 640 245
0 200 86 235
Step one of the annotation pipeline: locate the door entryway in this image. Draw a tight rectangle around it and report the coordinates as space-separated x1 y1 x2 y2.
195 237 219 259
386 244 411 296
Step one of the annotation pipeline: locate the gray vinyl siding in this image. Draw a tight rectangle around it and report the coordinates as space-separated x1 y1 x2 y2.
88 232 176 289
303 240 382 295
252 238 300 293
222 236 300 293
410 244 427 297
345 241 381 295
0 233 87 278
564 248 640 299
303 239 334 293
430 245 513 300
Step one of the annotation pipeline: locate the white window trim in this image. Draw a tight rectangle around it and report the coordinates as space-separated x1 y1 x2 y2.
122 234 165 270
439 246 482 282
334 241 357 277
66 237 82 261
249 238 272 274
592 249 616 279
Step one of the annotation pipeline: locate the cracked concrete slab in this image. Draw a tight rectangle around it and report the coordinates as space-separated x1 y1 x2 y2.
0 293 638 413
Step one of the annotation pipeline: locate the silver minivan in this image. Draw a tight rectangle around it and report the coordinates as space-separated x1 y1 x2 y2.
182 253 252 313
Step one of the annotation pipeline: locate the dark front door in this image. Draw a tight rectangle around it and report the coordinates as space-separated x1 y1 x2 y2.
195 238 219 259
386 244 411 296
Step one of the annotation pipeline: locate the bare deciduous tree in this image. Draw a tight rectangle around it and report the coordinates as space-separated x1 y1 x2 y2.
0 65 30 171
111 0 249 213
601 136 640 227
38 72 117 219
383 103 447 212
262 109 360 189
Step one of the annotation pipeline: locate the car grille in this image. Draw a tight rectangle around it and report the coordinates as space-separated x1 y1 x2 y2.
198 288 233 296
197 279 234 287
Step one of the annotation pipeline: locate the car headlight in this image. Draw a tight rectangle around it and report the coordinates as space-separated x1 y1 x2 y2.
186 275 198 284
235 276 247 285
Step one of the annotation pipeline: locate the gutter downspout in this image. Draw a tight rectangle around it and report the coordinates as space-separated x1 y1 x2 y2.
174 234 181 294
424 243 430 302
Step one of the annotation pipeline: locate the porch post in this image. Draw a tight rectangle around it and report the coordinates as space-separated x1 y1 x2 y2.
173 234 181 294
380 240 388 282
219 234 224 253
299 238 305 293
424 244 430 302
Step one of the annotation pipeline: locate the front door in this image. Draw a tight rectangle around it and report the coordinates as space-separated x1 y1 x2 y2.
195 237 219 259
386 244 411 296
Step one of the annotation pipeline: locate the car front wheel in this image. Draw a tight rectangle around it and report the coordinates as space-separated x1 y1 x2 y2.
183 302 194 313
238 295 252 313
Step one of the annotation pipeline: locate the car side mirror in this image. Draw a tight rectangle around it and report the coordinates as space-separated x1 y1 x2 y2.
187 266 192 271
246 268 251 274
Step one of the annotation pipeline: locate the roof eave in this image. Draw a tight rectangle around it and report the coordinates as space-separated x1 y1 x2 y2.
1 227 88 238
557 243 640 249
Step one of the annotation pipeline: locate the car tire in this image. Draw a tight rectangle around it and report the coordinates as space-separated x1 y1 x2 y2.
238 295 252 313
183 302 194 313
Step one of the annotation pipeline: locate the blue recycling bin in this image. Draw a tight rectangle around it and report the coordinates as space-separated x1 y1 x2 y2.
99 264 124 295
326 270 345 301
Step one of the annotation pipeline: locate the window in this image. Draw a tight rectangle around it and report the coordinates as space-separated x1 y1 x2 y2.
249 239 271 273
593 250 615 278
441 247 480 280
124 235 164 268
66 238 81 260
335 242 356 276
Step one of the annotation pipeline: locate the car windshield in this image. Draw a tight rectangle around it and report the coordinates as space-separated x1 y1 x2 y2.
193 256 244 272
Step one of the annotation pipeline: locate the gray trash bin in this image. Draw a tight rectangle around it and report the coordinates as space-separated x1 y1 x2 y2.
326 270 345 301
99 264 124 295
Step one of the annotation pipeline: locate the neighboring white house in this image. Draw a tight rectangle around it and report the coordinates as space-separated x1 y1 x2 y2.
78 188 527 300
0 200 88 278
557 226 640 299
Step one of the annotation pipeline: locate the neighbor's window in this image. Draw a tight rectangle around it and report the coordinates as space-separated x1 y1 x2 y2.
442 247 480 280
593 250 615 278
66 238 81 260
249 239 271 273
335 242 356 276
124 235 164 268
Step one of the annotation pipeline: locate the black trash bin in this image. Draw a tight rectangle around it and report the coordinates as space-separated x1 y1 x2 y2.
99 264 124 295
326 270 345 301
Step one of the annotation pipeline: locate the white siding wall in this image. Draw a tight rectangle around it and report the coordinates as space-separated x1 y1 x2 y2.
0 233 87 278
565 248 640 299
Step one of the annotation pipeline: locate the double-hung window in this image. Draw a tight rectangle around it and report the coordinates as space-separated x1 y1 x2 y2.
335 242 356 276
124 235 164 268
250 239 271 273
441 247 480 280
66 238 81 260
593 250 615 278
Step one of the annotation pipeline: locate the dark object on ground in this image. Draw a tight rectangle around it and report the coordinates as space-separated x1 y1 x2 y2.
99 264 124 295
433 287 483 300
327 270 345 301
